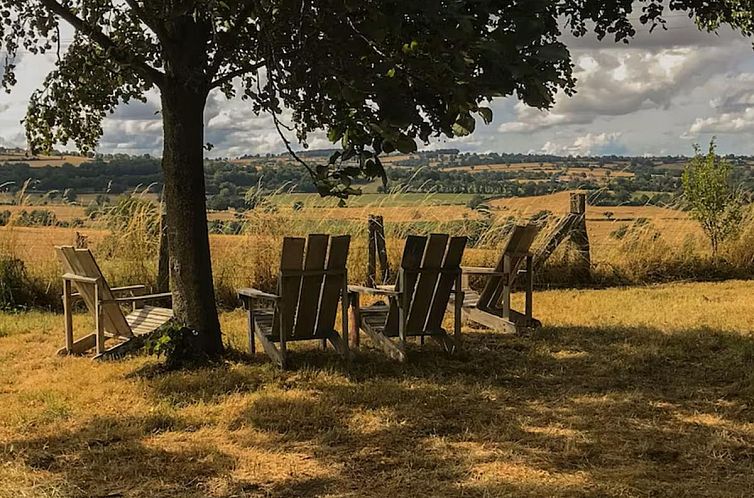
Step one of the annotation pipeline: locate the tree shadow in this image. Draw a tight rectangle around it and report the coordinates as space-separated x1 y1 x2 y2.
225 324 754 496
7 324 754 496
3 415 238 497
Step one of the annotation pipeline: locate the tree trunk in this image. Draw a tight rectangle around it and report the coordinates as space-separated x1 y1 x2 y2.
160 84 223 356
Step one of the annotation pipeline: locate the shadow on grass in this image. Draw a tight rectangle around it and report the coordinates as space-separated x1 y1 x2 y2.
5 324 754 496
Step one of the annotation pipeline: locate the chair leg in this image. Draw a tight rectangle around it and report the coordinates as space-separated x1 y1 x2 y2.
348 292 360 349
255 329 285 368
502 255 512 320
62 279 74 354
454 274 463 351
246 302 256 354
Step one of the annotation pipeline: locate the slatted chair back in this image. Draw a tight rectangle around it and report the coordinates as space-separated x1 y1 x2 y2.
477 224 540 310
273 235 350 341
384 234 467 335
55 246 133 338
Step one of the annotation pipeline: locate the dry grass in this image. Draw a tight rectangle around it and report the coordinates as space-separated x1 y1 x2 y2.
1 188 752 310
1 280 754 497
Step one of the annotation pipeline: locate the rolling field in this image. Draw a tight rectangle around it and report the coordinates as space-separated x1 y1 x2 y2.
488 191 701 251
1 281 753 497
0 154 90 167
0 190 706 266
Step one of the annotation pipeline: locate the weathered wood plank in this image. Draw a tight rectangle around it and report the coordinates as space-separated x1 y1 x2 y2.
361 322 406 362
317 235 350 335
293 234 329 339
277 237 305 344
385 235 426 333
255 328 285 368
73 248 133 338
426 237 466 332
405 234 448 333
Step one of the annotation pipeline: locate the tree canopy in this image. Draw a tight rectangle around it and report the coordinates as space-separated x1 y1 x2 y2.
2 1 750 197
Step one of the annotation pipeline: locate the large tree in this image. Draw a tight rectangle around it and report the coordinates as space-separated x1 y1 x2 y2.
1 0 751 355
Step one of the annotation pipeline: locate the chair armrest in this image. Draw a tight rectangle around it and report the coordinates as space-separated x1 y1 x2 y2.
461 266 508 276
238 288 280 302
348 285 400 297
110 285 147 295
61 273 99 284
114 292 172 303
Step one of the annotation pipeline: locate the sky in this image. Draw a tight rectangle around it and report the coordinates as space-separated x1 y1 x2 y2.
1 13 753 158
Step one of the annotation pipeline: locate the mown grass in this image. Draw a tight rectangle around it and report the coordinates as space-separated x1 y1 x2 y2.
1 281 754 497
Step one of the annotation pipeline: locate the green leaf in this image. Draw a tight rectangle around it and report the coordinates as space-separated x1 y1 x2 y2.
396 135 417 154
327 128 342 143
452 112 476 136
477 107 493 125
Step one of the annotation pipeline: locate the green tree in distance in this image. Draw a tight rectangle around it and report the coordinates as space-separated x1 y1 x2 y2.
1 1 752 356
682 140 744 258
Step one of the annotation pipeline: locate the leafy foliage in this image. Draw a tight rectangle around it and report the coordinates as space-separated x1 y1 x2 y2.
3 0 751 198
682 140 744 257
144 321 203 369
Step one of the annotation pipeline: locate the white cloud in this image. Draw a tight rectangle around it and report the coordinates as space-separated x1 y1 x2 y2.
685 73 754 137
540 132 625 156
499 45 741 134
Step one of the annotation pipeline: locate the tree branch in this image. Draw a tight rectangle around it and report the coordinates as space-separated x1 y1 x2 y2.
38 0 165 88
123 0 170 43
208 0 257 77
210 60 266 89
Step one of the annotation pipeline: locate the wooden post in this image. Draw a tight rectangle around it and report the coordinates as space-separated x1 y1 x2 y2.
74 231 88 249
454 272 463 350
570 192 586 215
157 213 170 293
367 215 389 286
398 268 407 350
375 217 390 284
367 216 378 287
502 255 511 320
341 272 349 356
569 193 591 280
533 192 591 280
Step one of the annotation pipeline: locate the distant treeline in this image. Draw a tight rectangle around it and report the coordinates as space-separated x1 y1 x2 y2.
1 151 752 207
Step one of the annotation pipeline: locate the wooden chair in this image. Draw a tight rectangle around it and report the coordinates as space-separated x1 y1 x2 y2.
238 234 351 368
348 234 467 362
56 246 173 359
456 224 541 334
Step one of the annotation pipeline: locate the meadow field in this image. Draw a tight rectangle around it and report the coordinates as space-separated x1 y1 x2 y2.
0 188 751 312
0 166 752 497
1 281 753 497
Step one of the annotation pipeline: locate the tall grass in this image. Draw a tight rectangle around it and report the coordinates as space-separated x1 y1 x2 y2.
0 188 752 311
